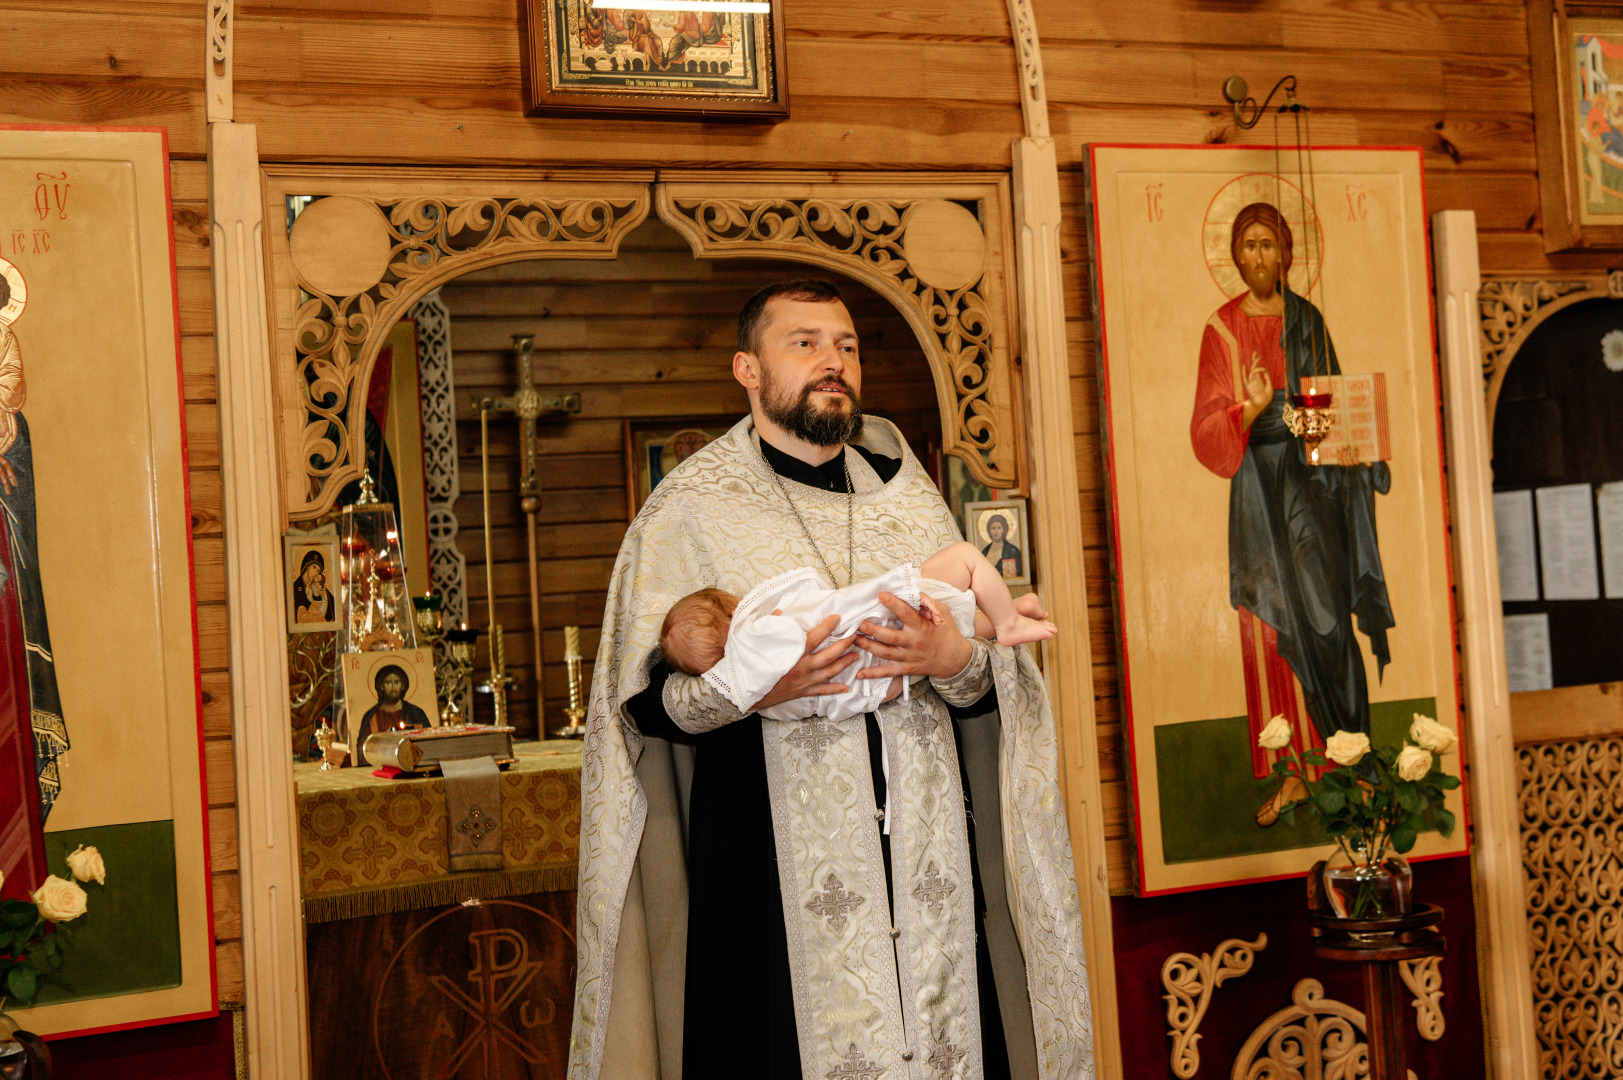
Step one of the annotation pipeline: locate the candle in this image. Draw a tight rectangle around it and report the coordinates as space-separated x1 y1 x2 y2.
564 625 581 661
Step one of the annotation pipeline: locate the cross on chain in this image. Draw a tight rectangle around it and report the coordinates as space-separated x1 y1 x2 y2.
911 860 957 918
806 872 866 934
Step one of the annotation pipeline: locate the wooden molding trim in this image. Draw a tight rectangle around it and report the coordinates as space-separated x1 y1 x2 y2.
1510 681 1623 744
654 179 1024 491
1010 136 1119 1080
209 121 310 1080
1432 210 1541 1080
1003 0 1049 139
207 0 232 123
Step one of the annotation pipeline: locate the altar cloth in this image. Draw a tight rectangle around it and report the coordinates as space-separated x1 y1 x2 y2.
295 740 582 922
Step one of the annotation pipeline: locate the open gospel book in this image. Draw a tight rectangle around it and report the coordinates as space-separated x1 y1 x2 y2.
1305 372 1390 465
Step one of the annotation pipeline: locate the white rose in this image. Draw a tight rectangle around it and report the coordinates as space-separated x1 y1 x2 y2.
1257 714 1293 750
65 844 105 885
1324 730 1371 767
1396 745 1433 782
32 875 87 923
1409 714 1457 756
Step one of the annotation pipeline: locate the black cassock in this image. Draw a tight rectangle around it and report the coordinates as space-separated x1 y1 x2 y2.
628 441 1011 1080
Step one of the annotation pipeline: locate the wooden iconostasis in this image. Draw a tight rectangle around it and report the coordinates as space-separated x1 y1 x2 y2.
438 217 943 738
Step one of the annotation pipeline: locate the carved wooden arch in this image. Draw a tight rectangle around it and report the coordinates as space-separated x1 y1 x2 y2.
263 169 656 520
1480 272 1621 431
655 176 1024 491
267 170 1026 520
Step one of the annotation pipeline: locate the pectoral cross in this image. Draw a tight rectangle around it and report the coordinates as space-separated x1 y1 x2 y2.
472 335 580 735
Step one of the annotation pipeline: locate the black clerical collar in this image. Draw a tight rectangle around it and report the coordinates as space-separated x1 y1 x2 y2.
760 438 852 492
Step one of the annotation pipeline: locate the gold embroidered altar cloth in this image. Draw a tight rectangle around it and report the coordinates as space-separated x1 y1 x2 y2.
294 741 581 920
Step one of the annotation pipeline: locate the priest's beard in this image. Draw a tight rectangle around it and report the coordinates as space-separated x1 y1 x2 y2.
759 366 864 447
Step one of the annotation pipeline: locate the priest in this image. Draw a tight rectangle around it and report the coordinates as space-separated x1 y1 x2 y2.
568 279 1093 1080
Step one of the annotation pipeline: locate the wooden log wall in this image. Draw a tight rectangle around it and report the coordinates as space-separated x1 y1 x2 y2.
0 0 1596 1038
0 0 242 1013
440 217 941 738
217 0 1591 891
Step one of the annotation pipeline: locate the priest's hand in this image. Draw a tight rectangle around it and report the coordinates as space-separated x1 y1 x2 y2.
751 614 859 712
853 593 974 682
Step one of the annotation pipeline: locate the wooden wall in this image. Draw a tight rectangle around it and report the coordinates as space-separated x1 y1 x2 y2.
0 0 243 1023
439 217 942 737
221 0 1589 889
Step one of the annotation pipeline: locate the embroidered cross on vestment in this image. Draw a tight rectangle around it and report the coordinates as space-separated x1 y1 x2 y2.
806 872 866 934
786 717 846 765
825 1043 885 1080
912 860 957 918
457 804 498 847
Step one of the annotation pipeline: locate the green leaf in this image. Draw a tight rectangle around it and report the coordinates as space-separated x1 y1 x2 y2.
1437 774 1461 790
1434 808 1457 838
4 908 33 928
8 964 36 1003
1280 806 1297 827
1317 789 1345 815
1391 826 1419 854
1396 785 1422 812
1325 820 1349 837
45 951 61 972
40 936 56 957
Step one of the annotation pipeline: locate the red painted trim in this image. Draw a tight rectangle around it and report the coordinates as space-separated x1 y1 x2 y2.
5 124 219 1036
1088 144 1470 898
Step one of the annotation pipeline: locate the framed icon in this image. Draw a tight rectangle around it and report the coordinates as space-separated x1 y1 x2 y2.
963 498 1031 587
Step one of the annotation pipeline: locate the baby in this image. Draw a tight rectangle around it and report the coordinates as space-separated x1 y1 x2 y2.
659 541 1056 723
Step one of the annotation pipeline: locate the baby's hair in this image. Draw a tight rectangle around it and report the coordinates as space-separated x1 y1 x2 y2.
660 588 739 675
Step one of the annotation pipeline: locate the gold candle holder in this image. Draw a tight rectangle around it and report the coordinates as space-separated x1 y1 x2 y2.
557 624 588 739
475 622 516 728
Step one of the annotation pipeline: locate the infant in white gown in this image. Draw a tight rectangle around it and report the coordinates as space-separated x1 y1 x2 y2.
659 540 1055 722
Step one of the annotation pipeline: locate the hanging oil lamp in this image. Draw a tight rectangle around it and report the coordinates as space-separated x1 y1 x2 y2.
1284 387 1335 464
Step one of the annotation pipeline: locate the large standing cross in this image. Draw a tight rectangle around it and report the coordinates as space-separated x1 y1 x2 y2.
474 334 579 733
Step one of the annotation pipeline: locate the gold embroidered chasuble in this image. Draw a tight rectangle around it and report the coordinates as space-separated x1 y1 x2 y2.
567 417 1093 1080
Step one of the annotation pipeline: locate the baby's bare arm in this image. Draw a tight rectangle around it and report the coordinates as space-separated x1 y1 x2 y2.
921 541 1020 628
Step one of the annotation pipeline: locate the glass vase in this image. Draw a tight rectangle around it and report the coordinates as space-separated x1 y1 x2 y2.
1321 844 1412 919
0 1012 47 1079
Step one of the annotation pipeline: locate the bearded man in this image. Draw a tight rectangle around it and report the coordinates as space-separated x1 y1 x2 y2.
354 663 430 763
569 280 1093 1080
1189 202 1394 793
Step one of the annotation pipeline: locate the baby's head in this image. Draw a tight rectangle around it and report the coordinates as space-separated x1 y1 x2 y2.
660 588 739 675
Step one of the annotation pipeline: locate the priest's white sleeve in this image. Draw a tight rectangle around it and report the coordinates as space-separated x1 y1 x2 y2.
661 671 745 734
929 636 993 707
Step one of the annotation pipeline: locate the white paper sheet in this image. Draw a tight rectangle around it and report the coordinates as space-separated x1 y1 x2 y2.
1493 489 1540 602
1536 483 1601 601
1503 612 1554 693
1598 482 1623 600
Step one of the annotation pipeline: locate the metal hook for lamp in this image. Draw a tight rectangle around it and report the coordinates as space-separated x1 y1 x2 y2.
1222 75 1300 130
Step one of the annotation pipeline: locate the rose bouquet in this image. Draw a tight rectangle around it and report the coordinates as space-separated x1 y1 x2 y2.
1258 714 1460 917
0 845 106 1017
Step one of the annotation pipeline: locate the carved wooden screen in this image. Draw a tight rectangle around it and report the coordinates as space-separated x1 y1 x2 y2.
263 169 1028 522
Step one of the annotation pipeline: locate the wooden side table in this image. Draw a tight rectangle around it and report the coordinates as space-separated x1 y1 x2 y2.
1307 903 1445 1080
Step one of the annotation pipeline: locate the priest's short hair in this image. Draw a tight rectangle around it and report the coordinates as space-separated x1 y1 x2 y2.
737 278 846 356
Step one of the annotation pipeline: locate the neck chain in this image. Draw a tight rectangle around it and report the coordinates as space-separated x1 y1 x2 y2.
772 453 854 588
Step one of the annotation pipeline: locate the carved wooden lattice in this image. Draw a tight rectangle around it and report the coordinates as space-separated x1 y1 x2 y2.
656 187 1020 488
1519 738 1623 1080
286 189 649 518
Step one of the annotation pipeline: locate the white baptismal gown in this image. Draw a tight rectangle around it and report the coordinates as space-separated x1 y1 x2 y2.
700 563 978 722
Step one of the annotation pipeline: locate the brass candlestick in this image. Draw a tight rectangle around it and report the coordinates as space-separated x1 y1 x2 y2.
557 624 588 739
476 622 516 728
444 623 479 723
315 719 336 770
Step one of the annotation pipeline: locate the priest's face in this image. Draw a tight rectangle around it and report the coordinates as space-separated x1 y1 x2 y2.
744 297 864 448
1236 222 1283 298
